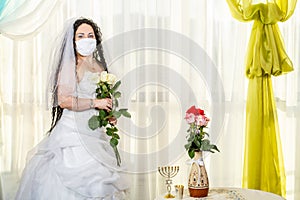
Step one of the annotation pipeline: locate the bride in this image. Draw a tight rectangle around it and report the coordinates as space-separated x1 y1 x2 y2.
15 18 129 200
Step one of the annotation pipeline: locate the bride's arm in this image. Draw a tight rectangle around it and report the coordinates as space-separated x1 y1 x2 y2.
58 95 112 112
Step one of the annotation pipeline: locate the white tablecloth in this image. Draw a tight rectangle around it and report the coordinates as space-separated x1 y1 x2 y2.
155 187 286 200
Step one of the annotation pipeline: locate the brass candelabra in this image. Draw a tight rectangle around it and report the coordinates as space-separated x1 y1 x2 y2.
158 166 179 198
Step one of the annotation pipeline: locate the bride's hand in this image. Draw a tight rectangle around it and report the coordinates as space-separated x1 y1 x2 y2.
94 98 112 111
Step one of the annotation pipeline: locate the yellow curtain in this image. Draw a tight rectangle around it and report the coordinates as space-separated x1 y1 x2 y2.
226 0 297 197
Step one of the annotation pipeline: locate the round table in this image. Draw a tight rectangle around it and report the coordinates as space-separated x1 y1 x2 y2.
155 187 286 200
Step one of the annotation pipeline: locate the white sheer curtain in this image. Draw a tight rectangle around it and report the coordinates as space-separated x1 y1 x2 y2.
0 0 63 39
0 0 299 200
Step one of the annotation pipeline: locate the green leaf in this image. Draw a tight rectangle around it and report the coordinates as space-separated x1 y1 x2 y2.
88 115 100 130
96 88 101 94
184 143 191 151
204 132 209 137
114 99 119 107
102 120 108 127
188 149 195 159
108 126 118 132
106 130 113 136
102 84 108 92
112 126 118 132
107 126 117 132
110 138 119 147
98 110 106 119
113 91 121 98
201 139 211 151
211 145 220 153
111 80 121 91
200 139 220 153
113 133 120 139
112 111 121 118
100 93 108 98
187 134 194 142
194 140 201 148
202 139 210 145
121 110 131 118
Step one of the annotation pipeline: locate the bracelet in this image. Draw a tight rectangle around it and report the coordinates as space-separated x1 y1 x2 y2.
89 99 95 108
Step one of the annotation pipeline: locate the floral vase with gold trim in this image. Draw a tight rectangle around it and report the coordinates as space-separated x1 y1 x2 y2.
188 150 209 197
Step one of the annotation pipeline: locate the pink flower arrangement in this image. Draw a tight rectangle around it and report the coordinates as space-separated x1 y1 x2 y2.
184 105 219 159
185 106 210 126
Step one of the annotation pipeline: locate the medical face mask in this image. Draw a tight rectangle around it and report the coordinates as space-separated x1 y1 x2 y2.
75 38 97 56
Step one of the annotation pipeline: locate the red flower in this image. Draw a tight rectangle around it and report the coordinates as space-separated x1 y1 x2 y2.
186 105 204 116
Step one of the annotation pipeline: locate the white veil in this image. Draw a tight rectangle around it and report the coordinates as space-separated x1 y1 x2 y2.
46 18 77 108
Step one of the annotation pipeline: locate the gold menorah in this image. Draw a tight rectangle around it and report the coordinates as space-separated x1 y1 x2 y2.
158 166 179 198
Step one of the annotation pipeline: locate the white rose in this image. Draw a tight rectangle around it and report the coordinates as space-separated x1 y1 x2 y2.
100 71 117 85
106 73 116 84
100 71 108 82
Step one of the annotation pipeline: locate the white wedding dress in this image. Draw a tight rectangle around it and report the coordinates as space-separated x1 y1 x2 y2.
15 71 129 200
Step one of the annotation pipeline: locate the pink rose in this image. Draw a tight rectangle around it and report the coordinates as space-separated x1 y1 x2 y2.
195 115 210 126
185 113 195 124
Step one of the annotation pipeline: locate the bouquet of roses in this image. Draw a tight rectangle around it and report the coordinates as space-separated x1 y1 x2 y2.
184 105 219 159
88 71 131 166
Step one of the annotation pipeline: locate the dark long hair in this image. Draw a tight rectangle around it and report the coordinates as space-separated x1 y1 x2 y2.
47 18 107 134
